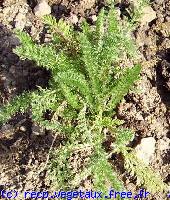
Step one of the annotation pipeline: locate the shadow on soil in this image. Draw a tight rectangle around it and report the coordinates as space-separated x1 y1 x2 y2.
156 48 170 107
0 24 61 189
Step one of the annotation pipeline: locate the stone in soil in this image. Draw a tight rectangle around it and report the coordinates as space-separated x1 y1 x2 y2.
140 6 157 26
14 13 27 30
135 137 156 165
34 0 51 17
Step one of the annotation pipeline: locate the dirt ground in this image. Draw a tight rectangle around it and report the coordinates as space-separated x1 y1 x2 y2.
0 0 170 200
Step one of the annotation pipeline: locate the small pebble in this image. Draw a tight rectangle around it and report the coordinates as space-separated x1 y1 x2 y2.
69 13 78 24
140 6 157 26
135 137 156 165
19 126 26 132
15 13 26 30
34 0 51 17
91 15 97 22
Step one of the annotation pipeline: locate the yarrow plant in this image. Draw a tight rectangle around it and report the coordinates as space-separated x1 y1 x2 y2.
0 3 167 199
